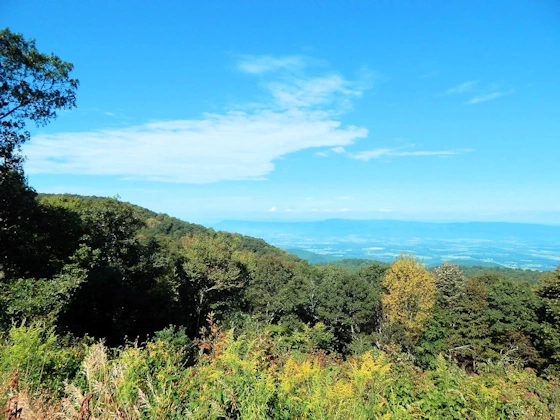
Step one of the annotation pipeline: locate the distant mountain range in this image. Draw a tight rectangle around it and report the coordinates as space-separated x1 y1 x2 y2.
215 219 560 270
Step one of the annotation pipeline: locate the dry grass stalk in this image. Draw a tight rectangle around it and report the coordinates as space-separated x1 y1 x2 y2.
8 371 18 394
5 396 21 419
76 393 92 420
5 370 21 419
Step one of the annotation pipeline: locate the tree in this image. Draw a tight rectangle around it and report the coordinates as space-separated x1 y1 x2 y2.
182 236 249 331
0 169 39 279
315 266 380 347
381 255 437 349
534 267 560 372
535 267 560 326
1 28 78 170
1 28 78 281
356 261 389 285
442 274 542 371
443 276 492 370
433 262 467 308
244 254 308 324
55 199 177 345
482 275 541 365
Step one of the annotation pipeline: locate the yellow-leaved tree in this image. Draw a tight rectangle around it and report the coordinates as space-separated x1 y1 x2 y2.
381 254 437 348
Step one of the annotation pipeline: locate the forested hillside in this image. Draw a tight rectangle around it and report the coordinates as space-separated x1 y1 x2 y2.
2 192 560 418
319 258 544 283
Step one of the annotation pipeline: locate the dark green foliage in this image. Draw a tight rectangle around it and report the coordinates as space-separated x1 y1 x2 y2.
181 235 250 332
535 267 560 325
440 276 494 370
420 273 543 371
0 173 84 282
39 193 288 258
481 275 541 365
314 265 381 349
355 261 389 284
0 169 40 280
142 212 215 245
53 200 178 345
244 254 310 323
1 28 80 290
316 258 385 272
534 268 560 374
0 28 78 171
460 265 543 284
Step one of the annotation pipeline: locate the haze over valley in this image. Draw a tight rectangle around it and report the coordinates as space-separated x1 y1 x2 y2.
216 219 560 270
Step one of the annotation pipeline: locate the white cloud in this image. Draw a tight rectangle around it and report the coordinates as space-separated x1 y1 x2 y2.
350 147 473 161
331 146 346 153
444 80 515 105
239 55 372 110
237 55 307 74
267 74 362 109
26 55 371 184
445 81 478 95
467 89 515 105
351 148 393 160
269 207 277 212
314 151 329 158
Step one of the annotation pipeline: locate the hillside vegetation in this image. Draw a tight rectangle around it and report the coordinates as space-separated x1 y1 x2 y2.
319 258 544 283
1 193 560 418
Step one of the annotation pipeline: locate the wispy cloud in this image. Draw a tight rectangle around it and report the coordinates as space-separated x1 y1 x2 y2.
331 146 346 153
444 80 515 105
445 81 478 95
236 55 308 74
27 111 367 183
26 55 371 184
267 74 362 109
315 151 329 158
467 89 515 105
350 147 474 161
239 55 375 110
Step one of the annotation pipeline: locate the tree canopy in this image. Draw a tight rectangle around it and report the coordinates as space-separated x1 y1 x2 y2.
0 28 78 170
1 28 78 282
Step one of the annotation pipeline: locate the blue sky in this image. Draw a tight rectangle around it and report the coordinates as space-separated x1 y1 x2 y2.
2 0 559 224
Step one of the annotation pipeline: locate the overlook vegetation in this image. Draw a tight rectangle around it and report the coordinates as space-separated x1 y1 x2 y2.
318 258 544 284
1 192 560 418
1 28 560 418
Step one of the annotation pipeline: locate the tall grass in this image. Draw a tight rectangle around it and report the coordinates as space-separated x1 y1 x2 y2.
1 323 559 419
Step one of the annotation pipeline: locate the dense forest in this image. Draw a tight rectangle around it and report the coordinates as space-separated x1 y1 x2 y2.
1 28 560 418
318 258 544 284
